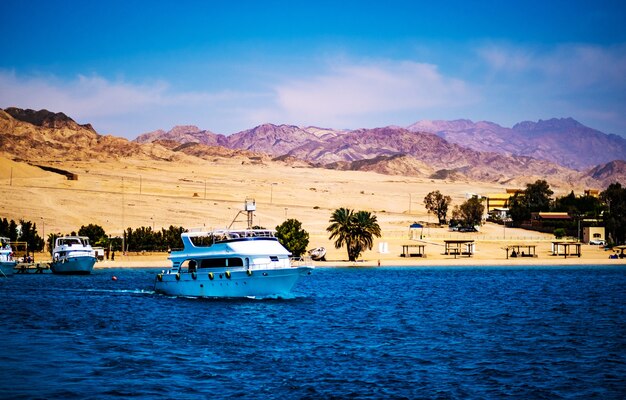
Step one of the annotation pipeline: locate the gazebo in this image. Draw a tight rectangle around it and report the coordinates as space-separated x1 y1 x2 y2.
551 241 582 258
503 244 538 259
443 240 475 258
401 244 426 258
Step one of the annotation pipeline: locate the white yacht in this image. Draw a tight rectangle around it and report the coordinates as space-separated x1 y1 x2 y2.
50 236 97 275
0 237 16 277
154 200 314 298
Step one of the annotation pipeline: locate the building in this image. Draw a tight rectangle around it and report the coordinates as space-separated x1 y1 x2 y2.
583 227 605 243
529 212 572 228
484 189 522 213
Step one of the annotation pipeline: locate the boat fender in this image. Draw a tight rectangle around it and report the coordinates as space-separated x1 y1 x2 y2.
246 269 252 276
191 272 197 280
175 273 180 281
225 271 231 279
157 273 163 282
209 272 214 280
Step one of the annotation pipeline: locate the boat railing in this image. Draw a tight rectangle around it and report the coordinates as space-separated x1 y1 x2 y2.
290 256 314 266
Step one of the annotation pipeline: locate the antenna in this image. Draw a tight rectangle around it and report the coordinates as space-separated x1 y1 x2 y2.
244 198 256 229
227 198 257 230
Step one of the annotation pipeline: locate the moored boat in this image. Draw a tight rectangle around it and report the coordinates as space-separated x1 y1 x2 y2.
50 236 97 275
0 237 16 277
308 246 326 261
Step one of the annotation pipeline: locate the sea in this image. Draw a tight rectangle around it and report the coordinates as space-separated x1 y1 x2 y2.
1 266 625 399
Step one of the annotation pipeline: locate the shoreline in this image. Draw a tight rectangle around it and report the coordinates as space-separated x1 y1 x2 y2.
92 257 626 269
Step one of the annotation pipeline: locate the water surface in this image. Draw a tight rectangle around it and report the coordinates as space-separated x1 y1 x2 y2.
0 266 625 399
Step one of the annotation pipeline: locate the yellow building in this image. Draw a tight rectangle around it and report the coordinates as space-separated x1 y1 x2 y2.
485 189 523 212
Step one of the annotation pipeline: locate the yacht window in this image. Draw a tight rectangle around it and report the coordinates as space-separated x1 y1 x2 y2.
201 258 226 268
199 258 244 268
270 256 279 262
228 258 243 267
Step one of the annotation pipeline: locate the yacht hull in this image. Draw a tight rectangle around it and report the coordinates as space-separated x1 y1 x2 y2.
154 266 313 298
51 256 96 275
0 261 16 277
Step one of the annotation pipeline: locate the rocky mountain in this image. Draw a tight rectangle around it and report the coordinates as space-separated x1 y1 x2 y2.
132 119 625 187
582 160 626 188
0 108 182 162
3 107 625 189
407 118 626 170
4 107 97 132
135 125 227 147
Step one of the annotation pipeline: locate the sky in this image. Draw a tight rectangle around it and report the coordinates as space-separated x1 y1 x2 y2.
1 1 626 139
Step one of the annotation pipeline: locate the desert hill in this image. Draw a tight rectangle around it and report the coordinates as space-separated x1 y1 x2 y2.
0 108 187 163
2 107 624 189
408 118 626 170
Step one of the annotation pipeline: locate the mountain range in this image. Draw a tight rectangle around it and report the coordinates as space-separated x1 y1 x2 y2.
2 107 625 189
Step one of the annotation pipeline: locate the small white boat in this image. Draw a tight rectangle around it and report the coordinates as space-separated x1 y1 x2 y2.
307 246 326 261
50 236 97 275
0 237 16 277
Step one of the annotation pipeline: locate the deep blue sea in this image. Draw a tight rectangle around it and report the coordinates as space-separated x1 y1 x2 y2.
1 266 625 399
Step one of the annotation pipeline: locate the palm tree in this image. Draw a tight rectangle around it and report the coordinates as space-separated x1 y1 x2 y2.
327 208 382 261
327 207 354 259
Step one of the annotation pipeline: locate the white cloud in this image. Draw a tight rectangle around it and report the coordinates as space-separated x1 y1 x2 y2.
0 70 261 136
0 71 167 117
267 60 477 127
478 43 626 90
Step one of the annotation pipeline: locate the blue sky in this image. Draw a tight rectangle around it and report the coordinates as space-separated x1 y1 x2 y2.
1 1 625 138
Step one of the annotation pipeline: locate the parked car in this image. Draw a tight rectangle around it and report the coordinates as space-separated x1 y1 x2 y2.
589 239 606 246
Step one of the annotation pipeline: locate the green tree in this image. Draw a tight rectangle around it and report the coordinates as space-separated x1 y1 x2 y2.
553 191 601 216
275 219 309 258
601 182 626 244
18 219 44 252
508 193 531 225
525 179 553 212
457 197 485 227
423 190 452 225
509 180 554 226
327 208 382 261
78 224 106 246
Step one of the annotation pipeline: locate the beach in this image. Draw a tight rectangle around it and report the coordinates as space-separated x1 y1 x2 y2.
2 155 620 270
69 241 624 270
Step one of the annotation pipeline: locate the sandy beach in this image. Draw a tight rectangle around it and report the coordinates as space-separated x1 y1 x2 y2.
2 155 621 269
